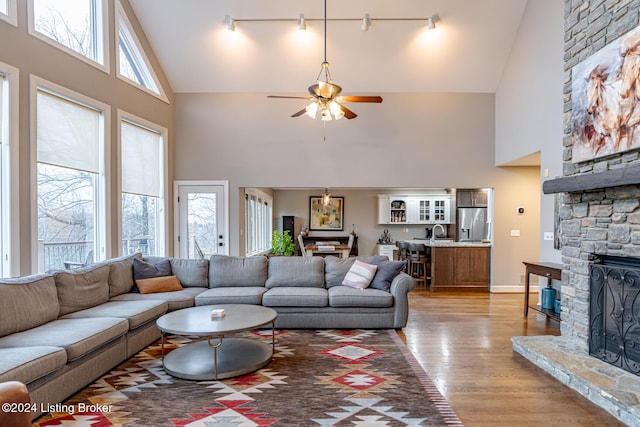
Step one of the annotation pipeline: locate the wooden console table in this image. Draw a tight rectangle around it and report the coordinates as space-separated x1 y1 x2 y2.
523 261 562 321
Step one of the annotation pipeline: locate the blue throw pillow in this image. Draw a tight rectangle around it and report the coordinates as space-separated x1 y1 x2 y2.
133 258 172 280
369 258 407 292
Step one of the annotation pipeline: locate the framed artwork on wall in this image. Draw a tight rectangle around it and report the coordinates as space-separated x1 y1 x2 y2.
309 196 344 231
571 25 640 163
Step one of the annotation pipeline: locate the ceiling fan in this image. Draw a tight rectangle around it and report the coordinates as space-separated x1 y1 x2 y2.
267 0 383 120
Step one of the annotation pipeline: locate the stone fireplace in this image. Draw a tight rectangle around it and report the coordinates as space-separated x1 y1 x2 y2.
511 1 640 425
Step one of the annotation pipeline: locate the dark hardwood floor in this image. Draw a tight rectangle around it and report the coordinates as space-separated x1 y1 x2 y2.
399 289 623 426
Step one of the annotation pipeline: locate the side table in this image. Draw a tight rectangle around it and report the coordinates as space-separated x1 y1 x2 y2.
523 261 562 321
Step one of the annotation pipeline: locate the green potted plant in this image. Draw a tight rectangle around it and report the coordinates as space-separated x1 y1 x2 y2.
271 230 295 256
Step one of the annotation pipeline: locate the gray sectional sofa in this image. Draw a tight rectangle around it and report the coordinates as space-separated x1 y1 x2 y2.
0 253 415 418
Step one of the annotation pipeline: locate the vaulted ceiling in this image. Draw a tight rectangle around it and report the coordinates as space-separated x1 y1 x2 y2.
129 0 528 95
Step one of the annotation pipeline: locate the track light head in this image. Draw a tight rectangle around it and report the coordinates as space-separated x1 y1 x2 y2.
224 14 235 31
361 13 370 31
298 13 306 30
427 14 439 30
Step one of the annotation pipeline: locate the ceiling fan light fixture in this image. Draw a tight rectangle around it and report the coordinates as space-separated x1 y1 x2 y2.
361 13 370 31
224 14 235 31
305 101 318 118
329 101 344 120
297 13 306 31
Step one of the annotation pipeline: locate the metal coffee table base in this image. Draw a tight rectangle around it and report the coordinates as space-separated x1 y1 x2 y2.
163 337 273 380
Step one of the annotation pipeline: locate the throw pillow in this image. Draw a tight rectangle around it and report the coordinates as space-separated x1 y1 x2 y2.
136 275 183 294
132 258 172 292
342 260 378 289
369 259 407 292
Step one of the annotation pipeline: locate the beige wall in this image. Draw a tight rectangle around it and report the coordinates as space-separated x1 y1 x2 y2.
174 91 540 289
0 0 174 274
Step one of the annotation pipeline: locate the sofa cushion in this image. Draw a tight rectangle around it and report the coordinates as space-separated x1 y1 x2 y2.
136 276 183 294
54 263 110 316
342 260 377 289
0 346 67 385
110 287 205 311
106 252 142 298
266 256 324 288
60 300 168 330
324 256 377 288
195 287 268 306
369 259 407 292
262 287 328 307
170 258 209 288
328 286 394 308
0 274 59 338
0 317 128 362
209 255 268 288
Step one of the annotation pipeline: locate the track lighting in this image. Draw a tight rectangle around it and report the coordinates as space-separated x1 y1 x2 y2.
298 13 306 31
361 13 370 31
224 14 235 31
426 14 439 30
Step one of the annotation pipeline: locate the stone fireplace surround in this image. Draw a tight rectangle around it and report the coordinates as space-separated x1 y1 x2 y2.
511 2 640 424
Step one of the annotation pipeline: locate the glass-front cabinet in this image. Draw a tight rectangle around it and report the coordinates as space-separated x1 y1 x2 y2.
378 195 452 224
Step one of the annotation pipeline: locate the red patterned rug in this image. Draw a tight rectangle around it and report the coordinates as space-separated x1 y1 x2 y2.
33 330 462 426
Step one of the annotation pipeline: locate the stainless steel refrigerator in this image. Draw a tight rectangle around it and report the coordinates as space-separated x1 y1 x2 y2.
457 207 489 241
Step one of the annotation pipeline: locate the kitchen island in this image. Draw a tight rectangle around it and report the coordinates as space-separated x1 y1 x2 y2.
405 239 491 291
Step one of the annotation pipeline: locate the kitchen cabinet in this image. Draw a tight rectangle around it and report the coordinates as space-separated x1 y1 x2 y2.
377 244 397 260
456 190 488 207
431 246 490 291
378 195 453 224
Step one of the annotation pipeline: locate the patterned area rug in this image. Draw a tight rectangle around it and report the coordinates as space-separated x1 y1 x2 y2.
34 329 462 426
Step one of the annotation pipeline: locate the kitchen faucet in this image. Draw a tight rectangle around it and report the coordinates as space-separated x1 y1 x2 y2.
431 224 446 242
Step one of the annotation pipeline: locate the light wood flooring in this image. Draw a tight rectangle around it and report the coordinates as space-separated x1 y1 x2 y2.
398 289 624 427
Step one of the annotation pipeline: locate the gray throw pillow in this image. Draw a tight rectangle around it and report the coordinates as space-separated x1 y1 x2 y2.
369 258 407 292
133 258 172 280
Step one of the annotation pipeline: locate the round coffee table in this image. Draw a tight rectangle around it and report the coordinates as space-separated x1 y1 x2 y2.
156 304 277 380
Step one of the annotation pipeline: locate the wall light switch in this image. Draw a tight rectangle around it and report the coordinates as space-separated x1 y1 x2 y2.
510 229 521 237
544 232 554 241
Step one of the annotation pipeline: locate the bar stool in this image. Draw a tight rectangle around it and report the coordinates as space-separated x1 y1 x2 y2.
396 241 410 272
408 243 430 289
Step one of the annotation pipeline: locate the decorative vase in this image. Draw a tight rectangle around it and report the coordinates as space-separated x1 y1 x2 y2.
554 299 561 314
541 284 557 310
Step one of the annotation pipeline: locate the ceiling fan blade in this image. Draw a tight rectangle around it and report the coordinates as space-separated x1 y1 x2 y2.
339 95 383 103
339 104 358 119
267 95 309 100
291 108 307 117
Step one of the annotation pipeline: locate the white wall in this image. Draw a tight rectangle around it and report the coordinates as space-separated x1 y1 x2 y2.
495 0 564 264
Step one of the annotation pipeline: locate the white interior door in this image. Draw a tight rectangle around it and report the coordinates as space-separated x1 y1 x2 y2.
174 181 228 258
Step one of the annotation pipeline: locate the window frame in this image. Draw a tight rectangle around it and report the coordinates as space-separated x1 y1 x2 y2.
117 109 169 257
115 0 169 103
30 75 111 273
244 188 273 256
0 61 19 277
0 0 17 26
27 0 109 73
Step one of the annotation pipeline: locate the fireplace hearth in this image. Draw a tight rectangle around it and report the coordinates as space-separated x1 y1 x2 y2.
589 255 640 376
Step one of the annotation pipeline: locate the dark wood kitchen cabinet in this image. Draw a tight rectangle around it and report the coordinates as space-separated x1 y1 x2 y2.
431 246 490 291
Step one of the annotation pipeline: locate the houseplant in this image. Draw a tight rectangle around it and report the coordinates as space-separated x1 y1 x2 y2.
271 230 295 256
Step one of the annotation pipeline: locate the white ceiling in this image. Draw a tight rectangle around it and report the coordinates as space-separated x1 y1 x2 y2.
129 0 528 95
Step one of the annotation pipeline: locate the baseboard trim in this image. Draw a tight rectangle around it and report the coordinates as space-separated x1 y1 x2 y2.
490 284 531 293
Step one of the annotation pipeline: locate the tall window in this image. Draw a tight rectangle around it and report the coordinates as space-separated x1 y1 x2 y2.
245 189 272 256
35 84 106 272
120 115 166 257
0 62 18 277
30 0 107 69
0 0 16 26
116 1 166 101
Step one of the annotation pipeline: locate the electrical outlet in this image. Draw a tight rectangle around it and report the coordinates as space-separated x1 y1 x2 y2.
544 232 554 241
510 229 521 237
